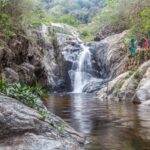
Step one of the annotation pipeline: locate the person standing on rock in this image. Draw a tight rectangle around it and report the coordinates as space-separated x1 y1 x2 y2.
129 38 137 57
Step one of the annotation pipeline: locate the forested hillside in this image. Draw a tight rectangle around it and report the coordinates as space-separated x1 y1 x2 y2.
41 0 150 41
42 0 105 24
0 0 149 40
80 0 150 40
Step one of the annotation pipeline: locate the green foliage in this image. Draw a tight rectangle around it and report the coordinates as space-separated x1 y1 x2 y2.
0 0 9 9
55 123 65 133
43 0 106 24
0 0 149 41
123 31 136 47
125 71 134 79
81 0 149 41
0 13 14 38
22 4 53 27
57 15 79 27
38 108 49 120
113 80 124 94
106 0 118 6
0 0 52 29
0 80 48 119
139 8 150 32
80 27 94 41
133 70 143 82
0 79 7 92
30 83 48 99
0 80 64 129
81 29 91 37
88 0 129 36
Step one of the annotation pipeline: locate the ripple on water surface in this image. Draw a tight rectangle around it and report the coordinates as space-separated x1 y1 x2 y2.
45 93 150 150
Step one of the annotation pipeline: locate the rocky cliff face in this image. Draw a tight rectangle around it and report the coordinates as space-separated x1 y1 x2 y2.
1 24 149 96
0 24 78 92
0 24 86 149
89 30 129 79
0 31 48 87
2 24 129 93
96 60 150 104
92 30 150 103
82 30 129 93
85 30 150 99
0 94 85 150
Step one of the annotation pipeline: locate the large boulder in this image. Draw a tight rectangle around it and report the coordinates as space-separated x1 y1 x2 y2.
89 30 129 79
82 79 106 93
17 63 36 84
97 60 150 103
96 72 130 101
0 33 47 87
0 94 85 149
0 40 15 68
136 68 150 101
7 35 29 65
0 26 72 91
2 68 19 83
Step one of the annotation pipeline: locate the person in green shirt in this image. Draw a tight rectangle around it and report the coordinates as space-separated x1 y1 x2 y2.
129 38 137 56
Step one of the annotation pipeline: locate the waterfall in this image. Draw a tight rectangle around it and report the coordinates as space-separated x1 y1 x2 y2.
41 24 94 93
62 36 93 93
73 40 93 93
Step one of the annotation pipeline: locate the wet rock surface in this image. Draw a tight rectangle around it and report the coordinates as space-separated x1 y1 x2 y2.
0 32 47 87
0 26 129 93
0 94 85 149
81 30 129 93
82 79 106 93
136 67 150 101
0 25 75 91
89 30 129 79
2 68 19 83
97 60 150 104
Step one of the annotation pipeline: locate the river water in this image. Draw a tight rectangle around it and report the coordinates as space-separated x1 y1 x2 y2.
46 93 150 150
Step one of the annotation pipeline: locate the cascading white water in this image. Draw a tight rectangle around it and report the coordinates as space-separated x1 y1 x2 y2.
73 41 92 93
62 36 93 93
41 24 94 93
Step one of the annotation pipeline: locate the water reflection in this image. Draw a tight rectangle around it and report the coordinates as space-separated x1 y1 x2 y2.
46 93 150 150
71 94 93 133
138 100 150 140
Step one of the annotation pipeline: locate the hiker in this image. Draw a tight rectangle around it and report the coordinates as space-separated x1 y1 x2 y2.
141 38 149 49
129 38 137 56
138 37 150 50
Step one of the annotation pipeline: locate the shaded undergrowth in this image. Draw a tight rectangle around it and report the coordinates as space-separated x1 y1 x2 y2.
0 80 49 119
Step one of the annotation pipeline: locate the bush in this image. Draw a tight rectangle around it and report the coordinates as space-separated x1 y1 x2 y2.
0 0 52 30
0 13 14 38
84 0 149 41
57 15 79 27
80 28 94 41
42 0 106 24
0 80 48 118
139 8 150 32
